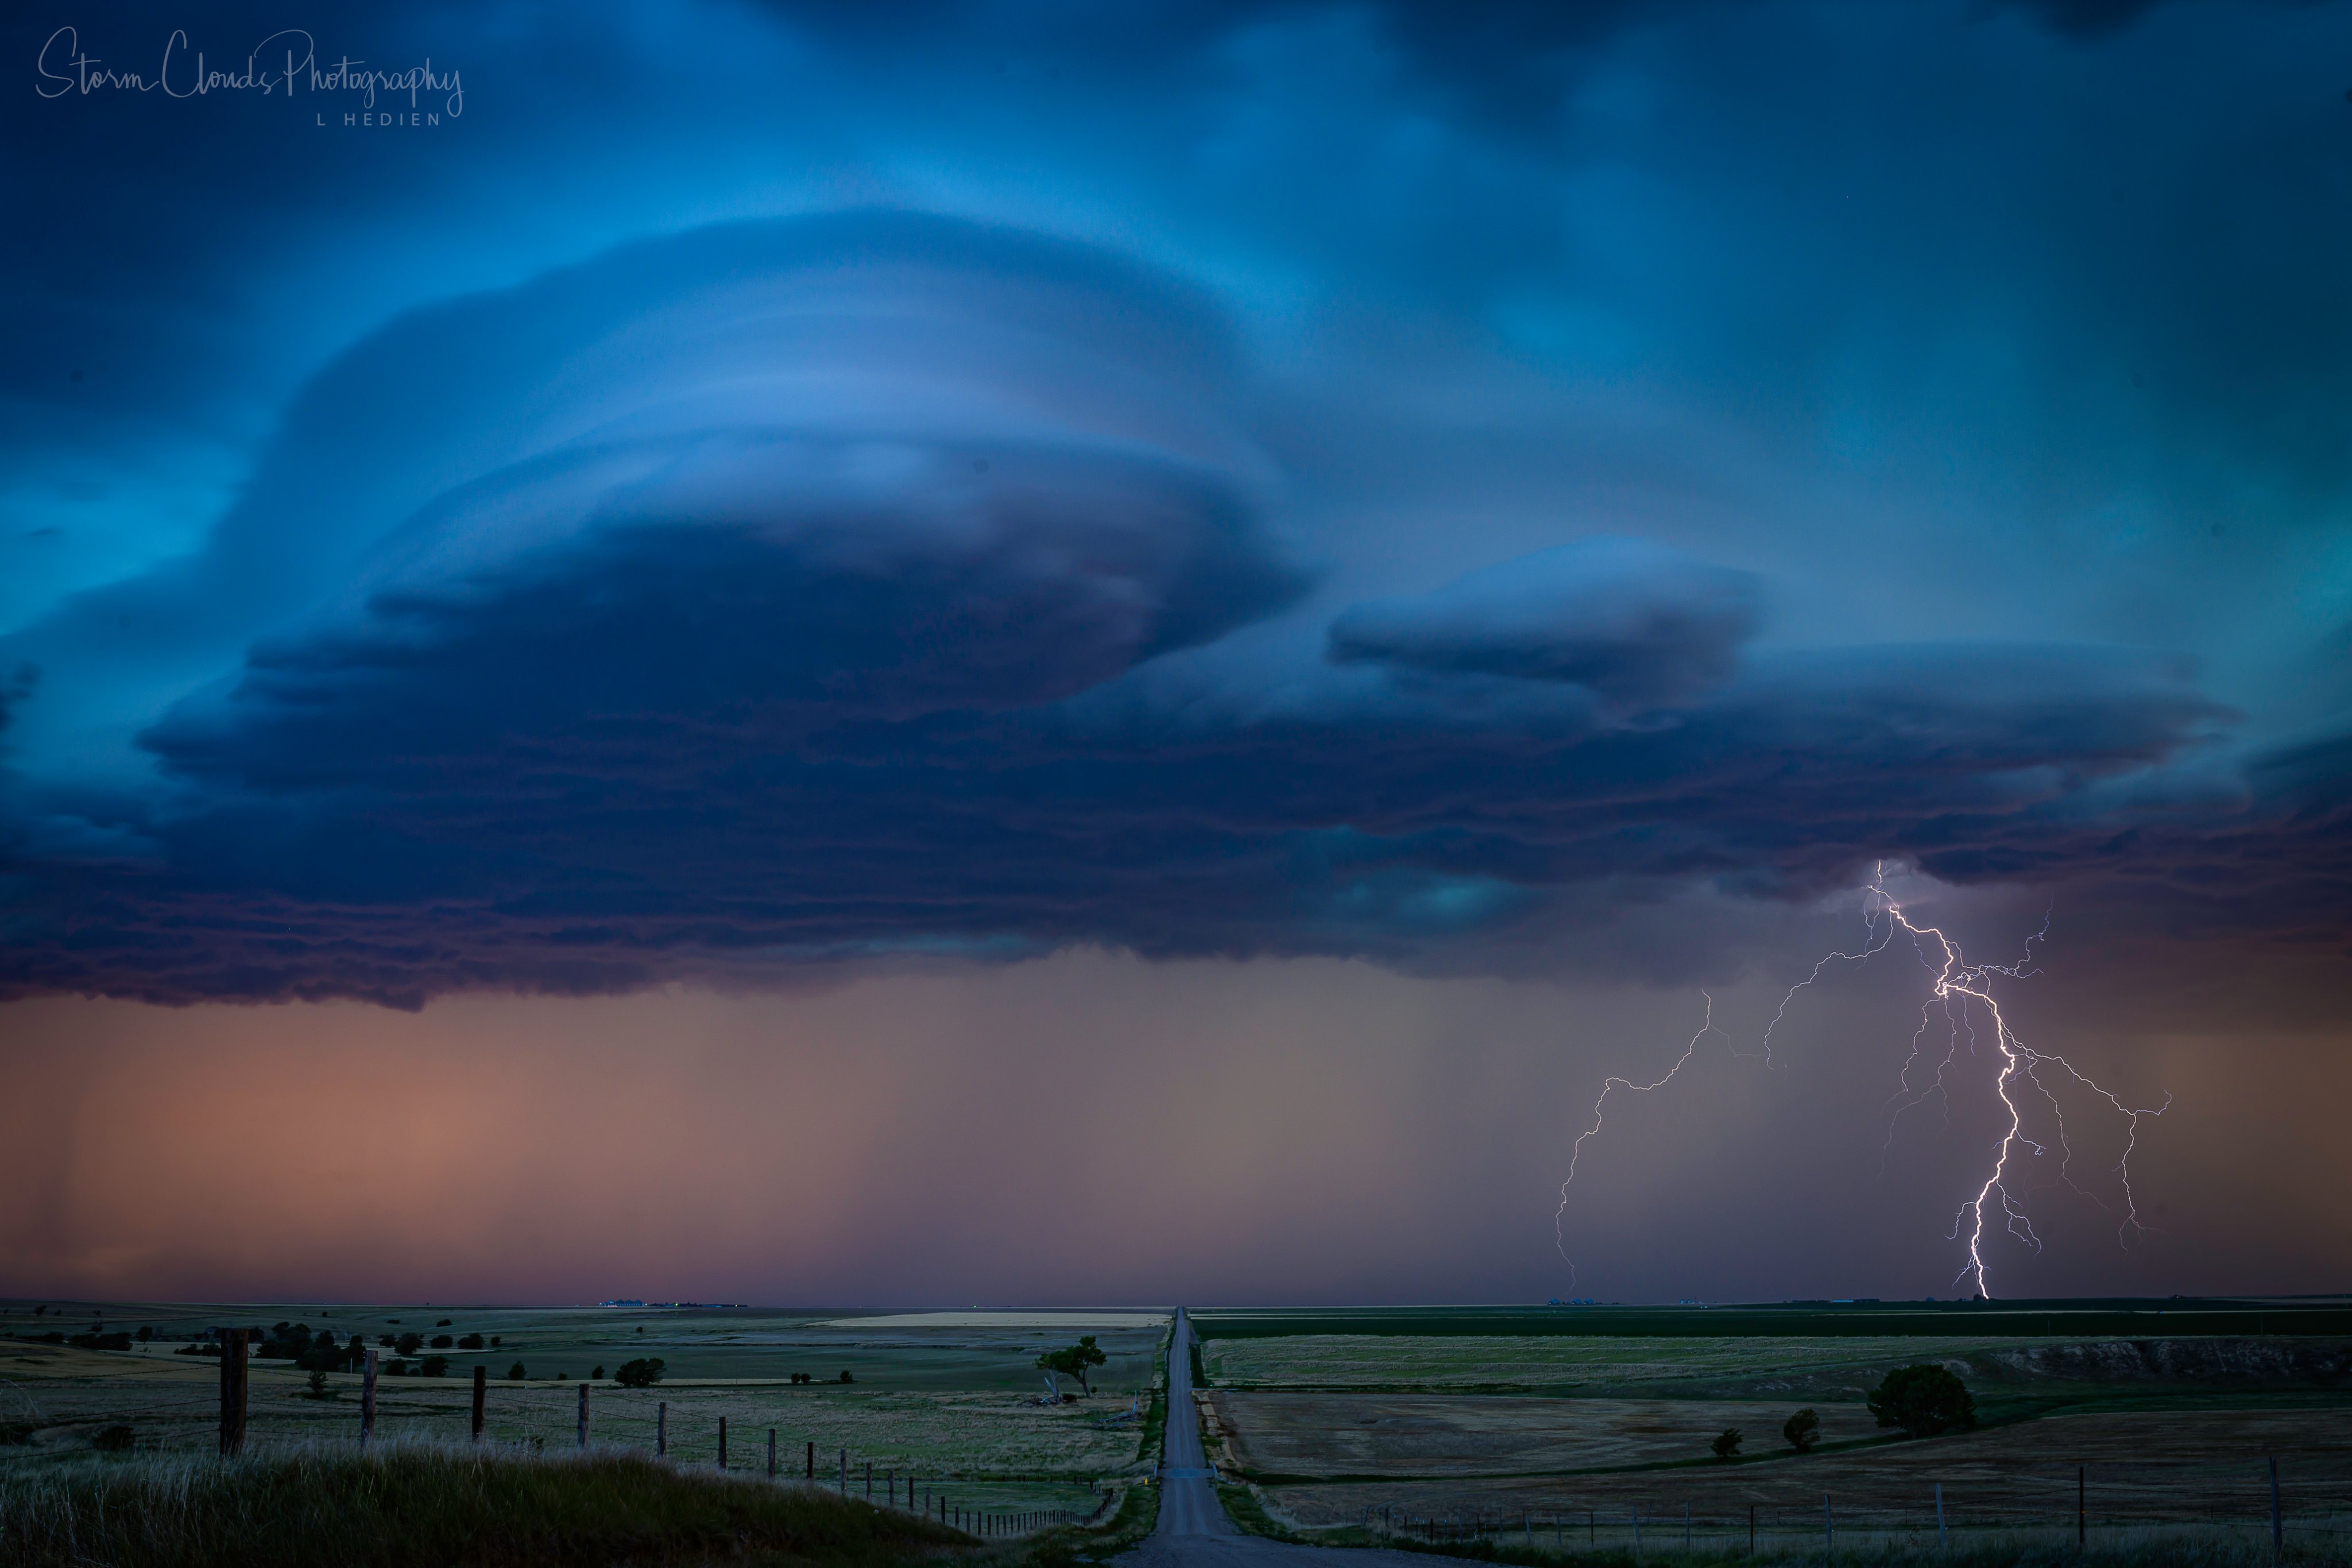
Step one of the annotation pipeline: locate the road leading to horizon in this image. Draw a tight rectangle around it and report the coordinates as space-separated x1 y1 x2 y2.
1115 1309 1426 1568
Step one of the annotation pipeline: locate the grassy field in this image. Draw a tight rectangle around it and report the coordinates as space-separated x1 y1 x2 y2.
1188 1304 2352 1561
0 1300 1169 1523
0 1442 985 1568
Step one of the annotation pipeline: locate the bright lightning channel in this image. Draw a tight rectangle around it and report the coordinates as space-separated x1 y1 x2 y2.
1553 866 2169 1299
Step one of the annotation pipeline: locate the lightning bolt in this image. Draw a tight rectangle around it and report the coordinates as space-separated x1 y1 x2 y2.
1556 866 2168 1298
1553 994 1726 1289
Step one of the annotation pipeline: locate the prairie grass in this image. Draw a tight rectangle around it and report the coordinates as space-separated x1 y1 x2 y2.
0 1439 976 1568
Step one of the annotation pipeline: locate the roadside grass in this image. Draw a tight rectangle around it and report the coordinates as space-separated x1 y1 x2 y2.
1353 1527 2324 1566
1223 1508 2331 1567
0 1440 986 1568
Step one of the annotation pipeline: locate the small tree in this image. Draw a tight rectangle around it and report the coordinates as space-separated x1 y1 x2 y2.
591 1365 605 1380
431 1334 454 1349
1711 1428 1743 1460
306 1369 331 1397
136 1326 154 1342
613 1358 666 1388
421 1355 450 1377
458 1333 484 1349
508 1362 527 1381
1784 1408 1821 1453
1868 1364 1976 1438
395 1332 424 1357
838 1369 855 1383
1036 1335 1109 1395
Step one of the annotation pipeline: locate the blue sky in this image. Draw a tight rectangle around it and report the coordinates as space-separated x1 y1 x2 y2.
2 0 2349 1302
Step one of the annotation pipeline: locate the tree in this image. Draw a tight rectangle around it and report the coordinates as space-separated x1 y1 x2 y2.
1868 1364 1976 1438
591 1365 606 1380
306 1370 331 1397
137 1326 154 1342
1711 1428 1743 1460
421 1355 450 1377
395 1332 424 1357
458 1333 485 1349
431 1334 454 1349
838 1369 855 1383
1036 1335 1108 1395
613 1358 666 1388
1784 1408 1821 1453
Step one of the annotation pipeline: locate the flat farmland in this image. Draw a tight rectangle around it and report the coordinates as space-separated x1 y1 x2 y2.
1204 1391 1880 1476
1262 1407 2352 1531
1203 1333 2063 1397
0 1300 1168 1514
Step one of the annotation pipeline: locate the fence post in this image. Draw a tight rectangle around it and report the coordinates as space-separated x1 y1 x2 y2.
839 1447 846 1494
1936 1481 1946 1549
2271 1457 2283 1562
658 1401 667 1457
578 1380 590 1450
806 1440 814 1478
769 1428 777 1478
361 1346 378 1447
866 1458 873 1501
718 1416 728 1469
471 1364 487 1442
219 1328 249 1456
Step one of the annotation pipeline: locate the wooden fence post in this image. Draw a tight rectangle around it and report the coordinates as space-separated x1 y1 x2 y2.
576 1380 590 1449
361 1346 378 1447
718 1415 728 1469
806 1439 813 1478
2270 1457 2283 1562
471 1365 486 1442
838 1447 846 1493
769 1428 777 1478
219 1329 249 1456
865 1459 873 1501
657 1401 667 1457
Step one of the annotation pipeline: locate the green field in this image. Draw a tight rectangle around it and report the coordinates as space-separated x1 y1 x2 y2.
1184 1303 2352 1560
0 1299 1170 1521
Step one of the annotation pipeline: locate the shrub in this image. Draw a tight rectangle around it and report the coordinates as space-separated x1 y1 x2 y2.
1784 1408 1820 1452
591 1366 605 1380
387 1360 409 1377
837 1370 854 1384
436 1319 452 1327
491 1337 502 1348
431 1335 454 1349
306 1370 331 1397
613 1358 666 1388
1869 1364 1976 1438
458 1333 485 1349
421 1356 450 1378
508 1363 527 1381
1711 1428 1742 1459
395 1333 425 1357
136 1326 154 1342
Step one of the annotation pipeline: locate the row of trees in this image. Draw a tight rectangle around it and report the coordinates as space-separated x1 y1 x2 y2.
1709 1365 1978 1462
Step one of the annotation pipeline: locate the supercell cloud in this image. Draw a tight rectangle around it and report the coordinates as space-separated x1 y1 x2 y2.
1 0 2347 1009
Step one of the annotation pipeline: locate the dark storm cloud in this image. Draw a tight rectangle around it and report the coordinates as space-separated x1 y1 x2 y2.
1327 537 1759 705
0 200 2264 1006
4 2 2350 1006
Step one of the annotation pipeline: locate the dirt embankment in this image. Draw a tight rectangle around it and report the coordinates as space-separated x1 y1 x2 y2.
1966 1338 2352 1385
